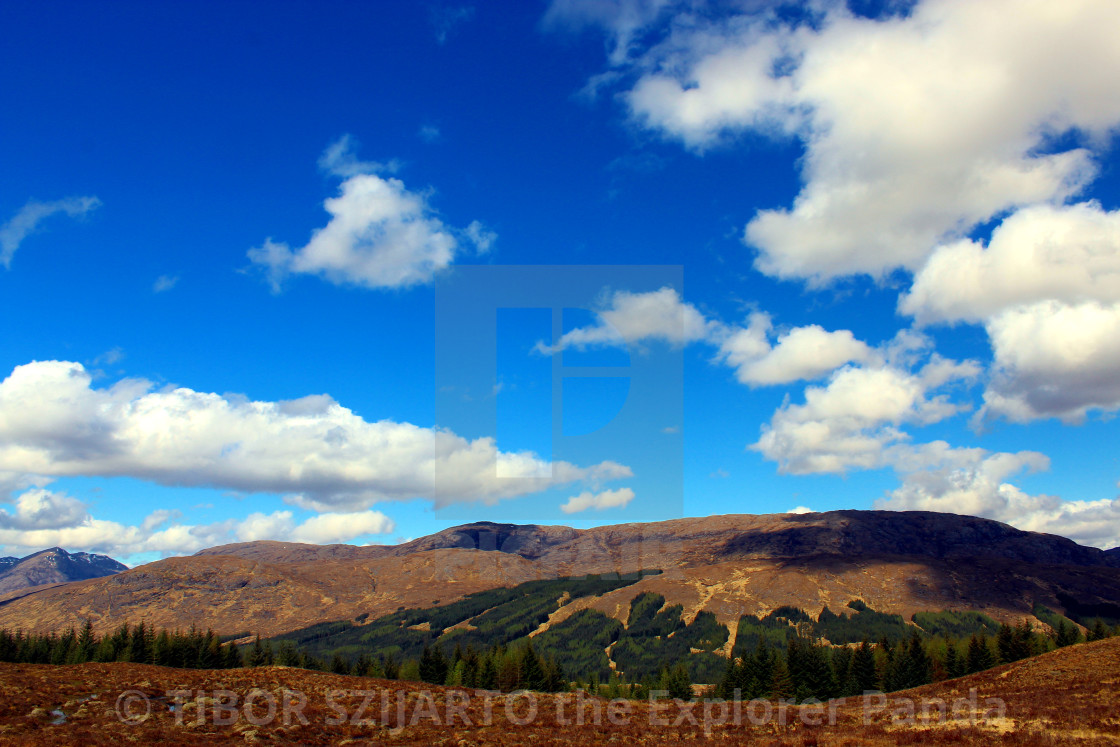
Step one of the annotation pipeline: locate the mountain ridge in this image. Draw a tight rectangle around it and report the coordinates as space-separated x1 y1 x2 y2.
0 547 127 595
197 510 1120 569
3 510 1119 638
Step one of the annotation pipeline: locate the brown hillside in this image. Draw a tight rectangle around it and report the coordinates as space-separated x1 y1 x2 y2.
0 636 1117 745
2 510 1118 639
0 549 542 637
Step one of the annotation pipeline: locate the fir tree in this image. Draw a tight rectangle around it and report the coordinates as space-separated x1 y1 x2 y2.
851 640 879 694
418 645 449 685
662 663 692 700
330 654 350 675
520 644 546 691
943 640 965 679
966 634 994 673
770 655 794 700
1088 619 1111 642
222 641 243 668
1054 619 1081 647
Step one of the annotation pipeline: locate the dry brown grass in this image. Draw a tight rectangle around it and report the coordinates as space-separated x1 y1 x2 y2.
1 635 1118 745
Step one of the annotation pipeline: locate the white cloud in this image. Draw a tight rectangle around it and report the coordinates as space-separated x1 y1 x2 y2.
0 360 632 511
539 286 716 352
603 0 1120 282
1 196 101 268
464 220 497 253
787 506 814 514
140 508 180 532
0 489 90 531
877 450 1120 549
542 0 677 66
538 287 867 385
560 487 635 514
289 510 395 543
249 136 483 291
898 202 1120 424
0 492 396 557
714 313 872 386
980 300 1120 423
316 134 399 178
903 203 1120 325
752 334 980 474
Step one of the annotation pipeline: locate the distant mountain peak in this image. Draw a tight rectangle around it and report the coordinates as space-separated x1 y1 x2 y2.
0 547 127 595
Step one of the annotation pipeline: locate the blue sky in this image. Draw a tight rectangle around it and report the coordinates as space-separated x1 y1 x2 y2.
2 0 1119 565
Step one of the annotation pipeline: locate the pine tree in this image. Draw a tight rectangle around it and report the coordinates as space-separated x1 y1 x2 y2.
276 640 300 667
78 619 95 661
852 640 879 694
498 649 522 692
716 655 740 700
520 644 546 691
479 652 498 690
943 641 965 679
1054 619 1081 647
891 633 931 690
198 631 221 669
330 654 350 675
1011 620 1036 660
1088 619 1111 642
542 655 566 692
796 642 838 701
446 659 467 687
770 655 794 700
222 641 243 668
966 634 994 673
662 663 692 700
152 629 173 666
996 624 1015 664
247 635 268 667
751 643 775 699
418 645 441 684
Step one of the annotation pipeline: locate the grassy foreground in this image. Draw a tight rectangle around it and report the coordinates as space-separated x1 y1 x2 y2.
0 635 1117 745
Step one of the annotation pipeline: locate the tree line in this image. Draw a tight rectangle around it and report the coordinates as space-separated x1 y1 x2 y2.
0 621 242 669
715 618 1117 703
0 615 1114 705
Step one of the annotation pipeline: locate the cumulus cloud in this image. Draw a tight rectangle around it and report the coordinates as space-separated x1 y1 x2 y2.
877 450 1120 549
752 333 981 474
249 136 484 291
538 286 715 352
560 487 635 514
0 491 395 557
0 361 632 511
0 196 101 268
899 202 1120 423
586 0 1120 282
980 300 1120 423
0 489 90 531
538 286 868 386
714 313 872 386
903 203 1120 325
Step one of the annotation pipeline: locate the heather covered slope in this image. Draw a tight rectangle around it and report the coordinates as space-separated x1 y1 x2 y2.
0 549 543 637
2 511 1119 638
0 636 1117 745
198 511 1120 569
